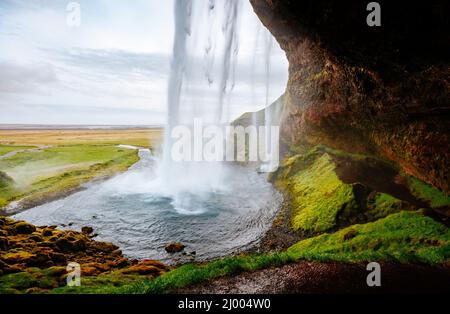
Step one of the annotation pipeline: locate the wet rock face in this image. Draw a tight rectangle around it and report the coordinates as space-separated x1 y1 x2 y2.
250 0 450 192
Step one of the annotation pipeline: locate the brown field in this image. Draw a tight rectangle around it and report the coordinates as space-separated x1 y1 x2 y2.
0 128 163 148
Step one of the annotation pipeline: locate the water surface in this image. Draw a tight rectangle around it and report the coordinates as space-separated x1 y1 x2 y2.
14 149 282 262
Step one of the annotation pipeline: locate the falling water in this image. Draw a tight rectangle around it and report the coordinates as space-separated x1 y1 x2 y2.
158 0 244 210
158 0 281 213
260 31 278 172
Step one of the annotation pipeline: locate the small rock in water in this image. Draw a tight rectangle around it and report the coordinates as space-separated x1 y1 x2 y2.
81 226 94 235
68 222 74 226
92 215 97 219
165 242 185 253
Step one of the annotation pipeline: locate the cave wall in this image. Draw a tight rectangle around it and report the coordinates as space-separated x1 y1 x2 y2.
250 0 450 193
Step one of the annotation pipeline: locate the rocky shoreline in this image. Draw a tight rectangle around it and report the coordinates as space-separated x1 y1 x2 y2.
0 216 169 293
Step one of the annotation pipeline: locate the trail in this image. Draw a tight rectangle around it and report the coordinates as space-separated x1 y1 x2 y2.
176 261 450 293
0 145 52 160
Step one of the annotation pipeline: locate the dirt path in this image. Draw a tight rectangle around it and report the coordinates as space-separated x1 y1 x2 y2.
0 145 52 160
176 261 450 294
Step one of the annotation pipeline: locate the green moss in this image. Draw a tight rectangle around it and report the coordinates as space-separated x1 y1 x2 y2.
277 152 356 233
0 272 38 291
365 193 403 220
288 211 450 264
51 271 160 294
406 176 450 208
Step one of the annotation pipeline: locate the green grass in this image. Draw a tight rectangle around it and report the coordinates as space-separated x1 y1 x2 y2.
0 145 35 156
288 210 450 264
0 145 139 208
118 253 293 294
52 210 448 294
365 193 404 220
0 267 66 293
50 271 159 294
406 176 450 208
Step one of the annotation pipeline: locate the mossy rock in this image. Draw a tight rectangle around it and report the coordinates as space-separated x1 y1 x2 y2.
165 242 185 253
13 222 36 235
272 146 439 236
406 176 450 209
274 151 359 234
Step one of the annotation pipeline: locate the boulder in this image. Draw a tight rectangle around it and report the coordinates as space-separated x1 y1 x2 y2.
81 226 94 235
0 236 9 250
42 229 53 237
165 242 185 253
13 222 36 235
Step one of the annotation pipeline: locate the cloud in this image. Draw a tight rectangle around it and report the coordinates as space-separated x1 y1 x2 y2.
52 48 170 78
0 0 288 125
0 62 58 93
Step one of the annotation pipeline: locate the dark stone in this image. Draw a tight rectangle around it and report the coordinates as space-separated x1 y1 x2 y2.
0 236 9 250
55 237 86 252
81 226 94 235
42 229 53 237
27 252 52 267
165 242 185 253
13 222 36 234
50 252 67 264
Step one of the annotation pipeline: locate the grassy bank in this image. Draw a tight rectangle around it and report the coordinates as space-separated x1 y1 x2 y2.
0 128 162 210
49 210 448 294
0 145 35 156
0 145 139 209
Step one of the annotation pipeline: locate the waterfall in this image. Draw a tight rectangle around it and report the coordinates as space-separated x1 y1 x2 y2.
158 0 280 214
260 31 278 172
160 0 192 187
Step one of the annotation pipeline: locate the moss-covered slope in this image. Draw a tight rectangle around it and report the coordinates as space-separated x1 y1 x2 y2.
271 146 449 237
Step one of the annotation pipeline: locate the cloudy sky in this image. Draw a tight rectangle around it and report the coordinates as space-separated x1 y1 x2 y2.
0 0 288 126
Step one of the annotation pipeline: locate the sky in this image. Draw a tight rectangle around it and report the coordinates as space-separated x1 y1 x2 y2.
0 0 288 126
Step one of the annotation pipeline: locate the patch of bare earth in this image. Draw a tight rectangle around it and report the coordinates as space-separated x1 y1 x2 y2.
176 261 450 294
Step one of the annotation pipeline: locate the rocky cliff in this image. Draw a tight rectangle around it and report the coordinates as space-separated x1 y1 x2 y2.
250 0 449 193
